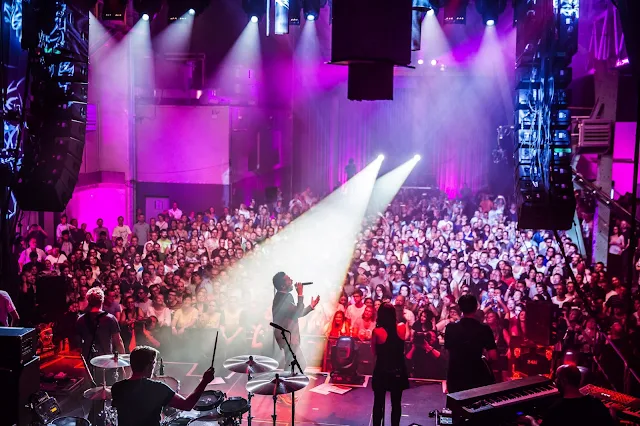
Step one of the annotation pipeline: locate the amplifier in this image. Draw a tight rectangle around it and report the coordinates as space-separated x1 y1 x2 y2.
0 327 38 367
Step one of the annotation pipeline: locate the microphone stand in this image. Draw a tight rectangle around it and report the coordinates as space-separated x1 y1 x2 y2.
280 329 303 426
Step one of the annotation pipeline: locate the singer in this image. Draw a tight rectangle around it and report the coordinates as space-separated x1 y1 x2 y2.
271 272 320 371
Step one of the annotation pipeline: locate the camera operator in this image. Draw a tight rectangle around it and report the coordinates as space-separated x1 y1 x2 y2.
406 330 442 379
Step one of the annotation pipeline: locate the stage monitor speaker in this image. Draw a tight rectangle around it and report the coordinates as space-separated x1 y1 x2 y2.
0 356 40 426
525 301 556 346
36 275 67 322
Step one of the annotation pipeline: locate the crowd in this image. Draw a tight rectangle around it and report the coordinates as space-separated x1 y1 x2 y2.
9 186 640 392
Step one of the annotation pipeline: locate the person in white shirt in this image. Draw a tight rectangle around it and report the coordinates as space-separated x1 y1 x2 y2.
112 216 132 243
168 202 183 220
18 238 46 270
156 214 169 231
135 288 154 317
345 290 366 324
56 214 74 240
45 246 68 269
0 290 19 326
148 293 172 327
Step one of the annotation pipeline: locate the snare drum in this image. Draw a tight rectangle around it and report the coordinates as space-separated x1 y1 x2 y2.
194 390 225 412
48 417 91 426
217 397 249 418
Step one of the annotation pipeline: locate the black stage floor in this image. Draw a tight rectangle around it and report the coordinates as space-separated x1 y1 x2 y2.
53 356 446 426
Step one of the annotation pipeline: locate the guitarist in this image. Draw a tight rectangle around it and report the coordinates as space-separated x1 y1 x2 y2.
444 294 497 393
76 287 125 377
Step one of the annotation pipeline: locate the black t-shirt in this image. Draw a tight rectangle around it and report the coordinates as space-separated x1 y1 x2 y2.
76 311 120 361
541 396 614 426
444 317 497 393
112 378 175 426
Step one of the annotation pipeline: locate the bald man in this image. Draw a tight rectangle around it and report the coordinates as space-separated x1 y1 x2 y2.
522 364 614 426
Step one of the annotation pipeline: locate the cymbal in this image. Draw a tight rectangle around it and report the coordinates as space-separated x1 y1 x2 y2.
83 386 112 400
246 371 310 395
223 355 279 375
90 355 130 369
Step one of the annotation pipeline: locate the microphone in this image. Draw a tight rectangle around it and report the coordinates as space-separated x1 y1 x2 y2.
269 322 290 333
159 358 165 375
301 282 313 286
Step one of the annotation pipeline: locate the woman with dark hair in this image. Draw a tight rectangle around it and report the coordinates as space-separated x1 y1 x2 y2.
371 303 409 426
374 284 390 301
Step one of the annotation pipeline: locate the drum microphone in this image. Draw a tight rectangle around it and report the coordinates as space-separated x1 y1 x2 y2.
159 357 165 375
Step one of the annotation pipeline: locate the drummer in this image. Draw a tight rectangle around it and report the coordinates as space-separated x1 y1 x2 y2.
112 346 215 426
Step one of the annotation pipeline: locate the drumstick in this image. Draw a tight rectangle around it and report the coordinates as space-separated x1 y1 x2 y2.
210 331 219 369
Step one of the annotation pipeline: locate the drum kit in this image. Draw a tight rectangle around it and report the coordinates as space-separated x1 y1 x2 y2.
61 353 310 426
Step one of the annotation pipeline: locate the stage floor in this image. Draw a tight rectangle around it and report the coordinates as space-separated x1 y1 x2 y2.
53 356 446 426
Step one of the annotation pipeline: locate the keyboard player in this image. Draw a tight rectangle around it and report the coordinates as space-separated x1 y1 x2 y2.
519 365 615 426
444 294 497 393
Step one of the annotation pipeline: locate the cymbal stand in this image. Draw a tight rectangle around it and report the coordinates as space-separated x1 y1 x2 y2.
280 329 303 426
247 357 254 426
271 374 279 426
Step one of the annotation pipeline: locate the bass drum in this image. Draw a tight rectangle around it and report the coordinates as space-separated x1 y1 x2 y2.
48 417 91 426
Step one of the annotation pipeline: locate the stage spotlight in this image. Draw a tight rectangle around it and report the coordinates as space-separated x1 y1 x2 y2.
243 0 266 23
476 0 506 26
378 154 385 161
427 8 435 16
417 59 424 65
414 154 421 161
430 59 438 66
133 0 162 21
440 64 446 71
167 0 211 21
303 0 320 21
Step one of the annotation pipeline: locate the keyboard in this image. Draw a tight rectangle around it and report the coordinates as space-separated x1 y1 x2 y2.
581 384 640 422
446 376 560 423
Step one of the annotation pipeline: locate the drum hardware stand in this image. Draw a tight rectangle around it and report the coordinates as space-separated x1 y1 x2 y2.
271 376 279 426
280 329 304 426
246 357 255 426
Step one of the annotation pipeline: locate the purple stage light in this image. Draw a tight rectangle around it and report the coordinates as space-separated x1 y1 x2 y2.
417 59 424 65
251 15 259 22
430 59 437 66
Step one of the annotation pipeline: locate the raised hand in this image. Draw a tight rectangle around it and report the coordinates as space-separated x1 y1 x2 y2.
310 295 320 308
295 282 303 296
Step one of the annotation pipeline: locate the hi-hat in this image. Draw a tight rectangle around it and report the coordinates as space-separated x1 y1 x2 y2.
83 386 112 400
223 355 279 375
90 355 130 369
246 371 310 396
